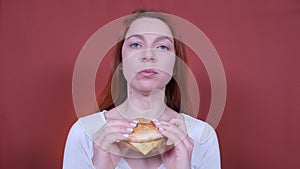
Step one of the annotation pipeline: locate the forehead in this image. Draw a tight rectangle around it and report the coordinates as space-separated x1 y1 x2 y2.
125 17 173 39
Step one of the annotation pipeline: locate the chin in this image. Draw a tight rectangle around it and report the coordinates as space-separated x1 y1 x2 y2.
133 86 164 95
138 88 157 95
129 80 168 94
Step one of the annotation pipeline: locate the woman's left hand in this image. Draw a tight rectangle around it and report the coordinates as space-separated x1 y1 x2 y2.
154 115 194 169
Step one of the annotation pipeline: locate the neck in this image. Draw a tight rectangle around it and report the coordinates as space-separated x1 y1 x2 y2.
118 88 167 120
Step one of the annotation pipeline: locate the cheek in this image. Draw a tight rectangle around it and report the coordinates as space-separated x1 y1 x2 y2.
121 50 143 83
122 58 135 83
155 54 176 76
121 46 134 81
121 45 129 60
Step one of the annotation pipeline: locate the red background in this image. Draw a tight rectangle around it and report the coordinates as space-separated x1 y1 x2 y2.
1 0 299 168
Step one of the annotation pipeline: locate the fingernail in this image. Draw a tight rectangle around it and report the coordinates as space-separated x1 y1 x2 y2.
116 140 120 143
154 122 161 126
126 128 133 132
130 122 137 127
166 139 173 145
123 134 129 138
152 119 158 122
132 120 139 123
159 127 164 131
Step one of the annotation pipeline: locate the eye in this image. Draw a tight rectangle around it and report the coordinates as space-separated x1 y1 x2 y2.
130 43 142 48
157 45 169 51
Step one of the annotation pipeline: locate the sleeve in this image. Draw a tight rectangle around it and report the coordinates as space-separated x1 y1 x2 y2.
199 124 221 169
62 121 96 169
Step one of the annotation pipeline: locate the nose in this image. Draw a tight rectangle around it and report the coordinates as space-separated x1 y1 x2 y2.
141 49 156 62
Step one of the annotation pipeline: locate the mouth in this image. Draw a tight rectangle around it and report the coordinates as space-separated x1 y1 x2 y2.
138 69 158 76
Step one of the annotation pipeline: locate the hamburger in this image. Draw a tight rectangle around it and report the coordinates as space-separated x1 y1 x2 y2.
126 118 165 155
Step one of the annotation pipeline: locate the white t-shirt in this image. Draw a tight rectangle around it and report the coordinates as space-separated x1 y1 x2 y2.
63 111 221 169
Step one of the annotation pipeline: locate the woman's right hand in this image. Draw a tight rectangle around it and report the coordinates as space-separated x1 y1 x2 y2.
92 119 138 169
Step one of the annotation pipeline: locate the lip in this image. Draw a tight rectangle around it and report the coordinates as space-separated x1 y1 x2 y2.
138 69 158 76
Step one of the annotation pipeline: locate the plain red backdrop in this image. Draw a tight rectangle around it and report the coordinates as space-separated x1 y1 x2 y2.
1 0 299 169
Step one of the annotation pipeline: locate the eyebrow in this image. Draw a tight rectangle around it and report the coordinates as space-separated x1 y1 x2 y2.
126 34 174 43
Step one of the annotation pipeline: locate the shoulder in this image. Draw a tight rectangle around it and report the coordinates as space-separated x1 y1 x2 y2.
181 113 217 144
67 110 107 140
63 111 107 169
181 114 221 168
78 110 107 137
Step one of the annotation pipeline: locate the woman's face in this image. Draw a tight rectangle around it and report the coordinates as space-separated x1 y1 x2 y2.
121 17 176 94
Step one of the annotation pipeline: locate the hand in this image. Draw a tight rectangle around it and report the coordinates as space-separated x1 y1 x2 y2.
154 115 194 169
92 119 138 169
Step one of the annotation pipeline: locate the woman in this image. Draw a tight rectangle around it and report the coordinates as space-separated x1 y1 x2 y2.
63 9 221 169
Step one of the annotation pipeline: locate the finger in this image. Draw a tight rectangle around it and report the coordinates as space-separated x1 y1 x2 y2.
93 135 128 156
169 114 184 126
106 125 135 134
169 115 187 132
155 122 186 145
103 119 137 135
94 122 134 141
93 131 130 149
106 119 138 128
153 121 178 145
156 120 185 135
93 120 137 146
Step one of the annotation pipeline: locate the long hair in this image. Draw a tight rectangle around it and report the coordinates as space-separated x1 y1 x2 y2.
97 9 190 113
